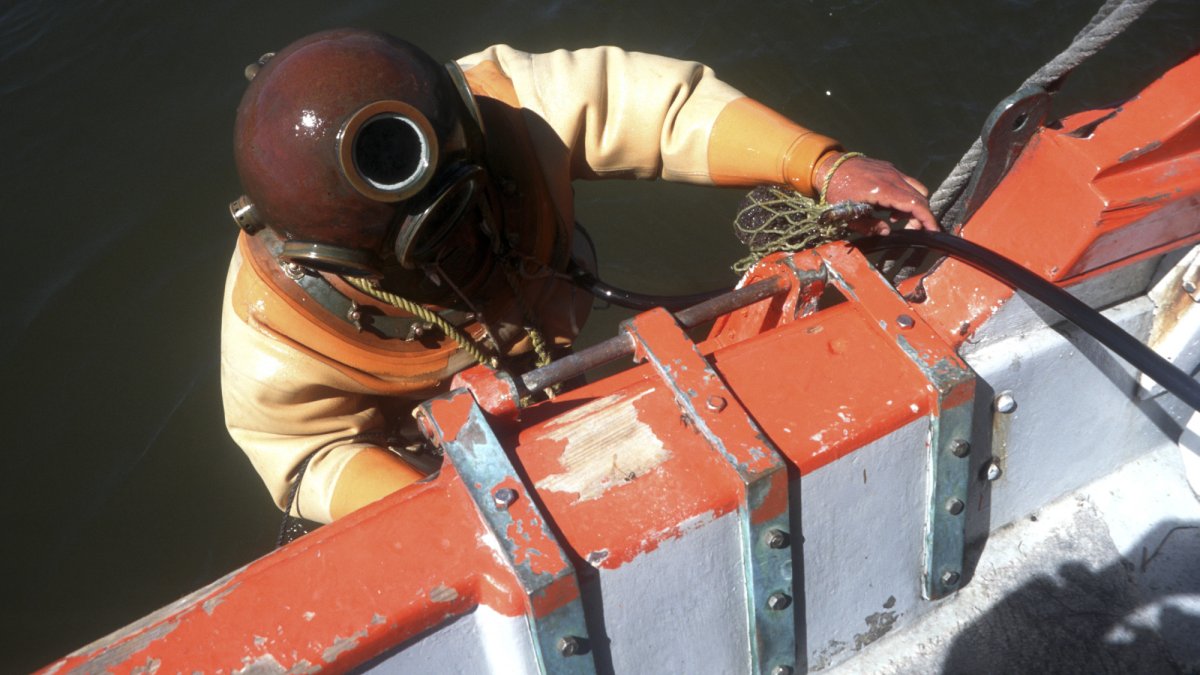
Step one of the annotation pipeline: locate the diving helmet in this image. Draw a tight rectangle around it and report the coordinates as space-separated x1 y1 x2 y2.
230 29 493 283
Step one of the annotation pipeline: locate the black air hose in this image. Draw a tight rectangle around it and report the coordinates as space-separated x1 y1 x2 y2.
855 230 1200 411
571 267 730 312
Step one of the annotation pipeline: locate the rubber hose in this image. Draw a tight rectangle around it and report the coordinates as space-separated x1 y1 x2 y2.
571 268 731 312
855 230 1200 411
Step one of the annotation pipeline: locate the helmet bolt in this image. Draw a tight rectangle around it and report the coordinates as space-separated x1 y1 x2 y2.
229 196 263 234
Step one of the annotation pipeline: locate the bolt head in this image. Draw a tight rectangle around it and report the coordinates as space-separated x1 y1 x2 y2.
557 635 583 657
946 498 965 516
771 666 795 675
706 395 727 412
983 461 1003 482
765 528 790 549
896 314 915 329
950 439 971 458
994 391 1017 414
942 570 961 586
493 487 518 510
767 592 792 611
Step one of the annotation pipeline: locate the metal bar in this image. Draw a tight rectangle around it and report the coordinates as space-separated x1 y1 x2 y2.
521 276 788 395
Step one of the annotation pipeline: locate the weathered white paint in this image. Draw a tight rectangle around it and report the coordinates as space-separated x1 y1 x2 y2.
370 605 536 674
964 295 1189 536
536 389 671 502
820 253 1200 672
798 418 932 671
591 509 750 674
826 444 1200 673
1139 246 1200 398
1182 412 1200 496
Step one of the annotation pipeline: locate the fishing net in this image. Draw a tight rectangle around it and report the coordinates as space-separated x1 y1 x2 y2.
731 185 870 273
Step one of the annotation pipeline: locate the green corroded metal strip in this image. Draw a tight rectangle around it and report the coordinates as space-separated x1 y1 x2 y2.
819 251 978 602
417 392 596 674
624 309 797 675
924 399 975 599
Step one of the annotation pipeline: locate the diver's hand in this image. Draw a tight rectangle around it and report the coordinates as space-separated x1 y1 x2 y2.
817 152 939 235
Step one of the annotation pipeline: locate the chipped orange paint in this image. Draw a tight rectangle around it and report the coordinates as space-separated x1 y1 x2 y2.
915 52 1200 349
629 308 781 477
516 372 744 568
47 466 538 673
750 471 790 526
423 393 477 444
496 476 569 579
713 299 932 475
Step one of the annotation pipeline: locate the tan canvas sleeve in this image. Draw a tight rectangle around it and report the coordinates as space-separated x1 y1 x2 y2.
457 45 745 184
221 248 393 524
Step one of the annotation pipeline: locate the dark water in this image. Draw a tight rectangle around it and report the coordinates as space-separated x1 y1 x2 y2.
1 0 1197 669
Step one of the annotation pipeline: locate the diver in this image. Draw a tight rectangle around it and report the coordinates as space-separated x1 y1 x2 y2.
221 28 937 528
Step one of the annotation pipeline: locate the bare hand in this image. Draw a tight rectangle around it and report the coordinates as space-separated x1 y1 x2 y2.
817 153 940 235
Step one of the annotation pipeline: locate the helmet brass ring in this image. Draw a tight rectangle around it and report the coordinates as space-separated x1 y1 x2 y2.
338 100 438 203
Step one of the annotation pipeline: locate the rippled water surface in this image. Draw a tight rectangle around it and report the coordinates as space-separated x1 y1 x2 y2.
2 0 1198 669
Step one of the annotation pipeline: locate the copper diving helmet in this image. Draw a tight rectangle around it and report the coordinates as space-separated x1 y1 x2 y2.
229 28 493 284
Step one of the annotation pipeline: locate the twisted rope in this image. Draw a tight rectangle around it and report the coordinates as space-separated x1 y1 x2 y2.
930 0 1158 226
342 275 499 369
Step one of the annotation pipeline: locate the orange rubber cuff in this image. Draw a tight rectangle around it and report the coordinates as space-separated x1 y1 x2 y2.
708 97 842 196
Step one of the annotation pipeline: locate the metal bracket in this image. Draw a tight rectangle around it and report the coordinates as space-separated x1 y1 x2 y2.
623 308 796 675
416 391 597 674
951 85 1052 231
813 246 978 600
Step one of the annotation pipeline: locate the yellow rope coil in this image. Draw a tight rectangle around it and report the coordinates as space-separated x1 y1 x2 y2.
341 276 499 369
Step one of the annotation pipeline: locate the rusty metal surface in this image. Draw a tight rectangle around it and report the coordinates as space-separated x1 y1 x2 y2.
519 276 789 397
